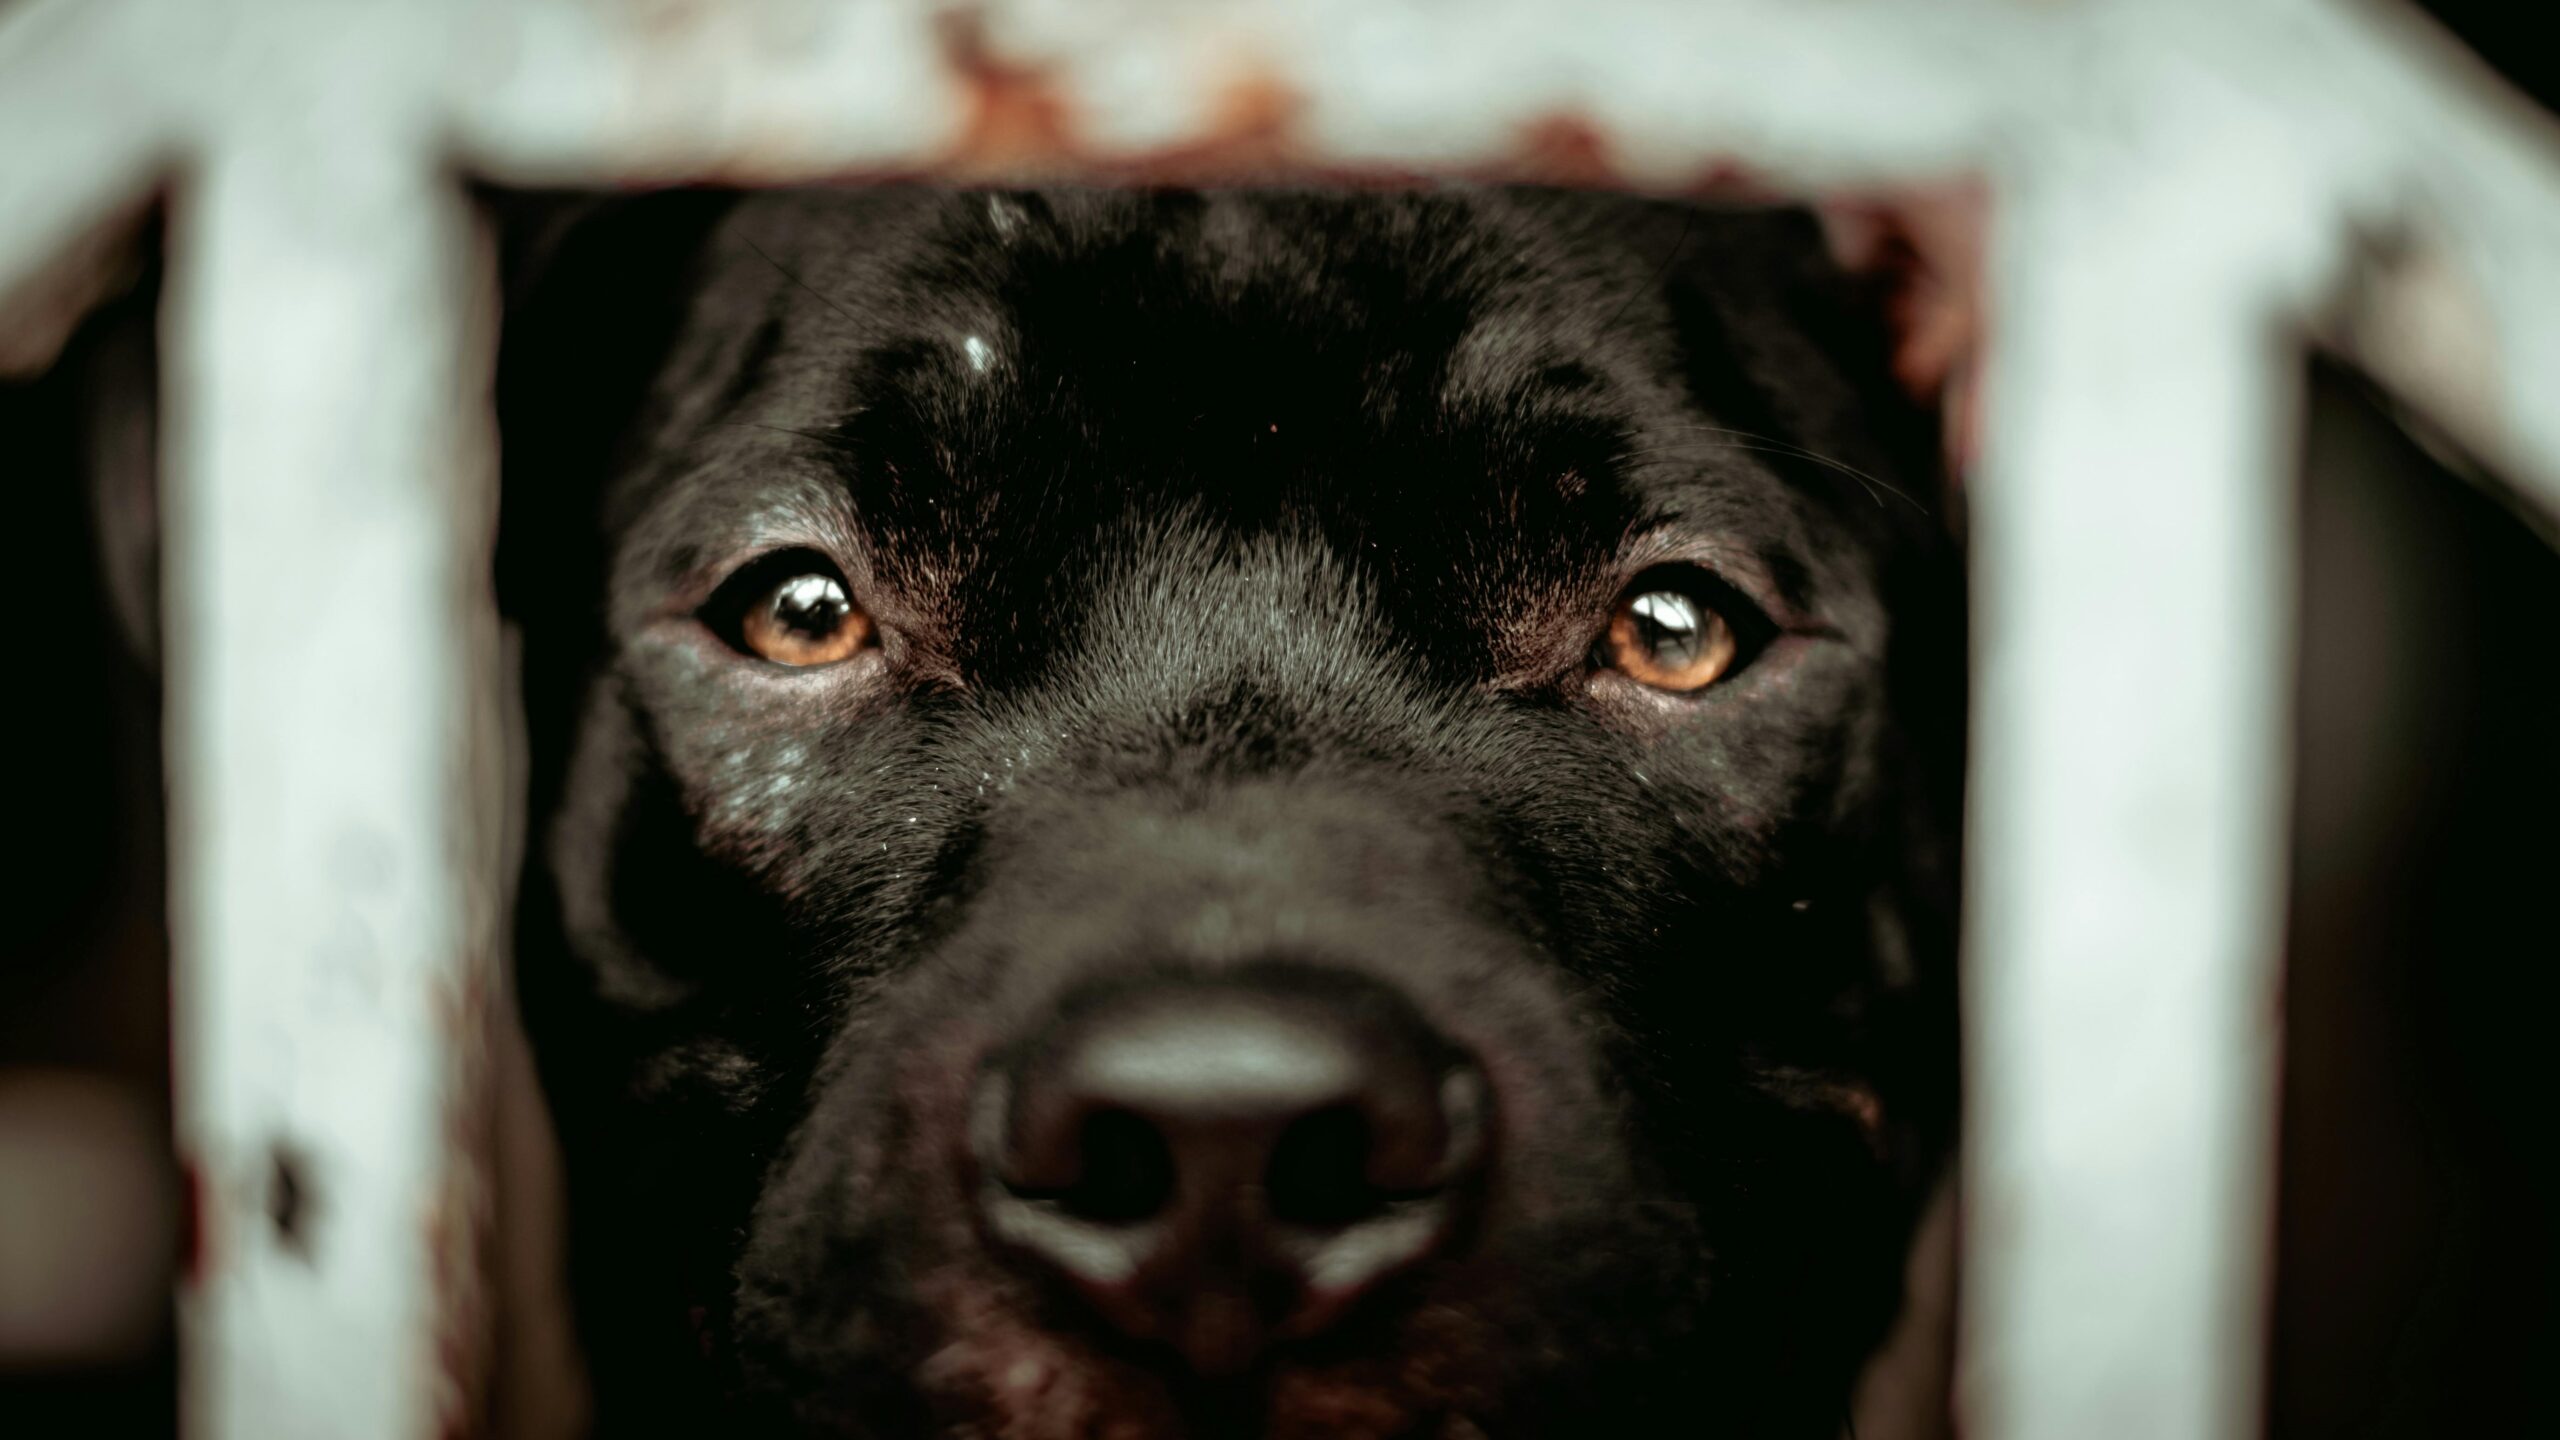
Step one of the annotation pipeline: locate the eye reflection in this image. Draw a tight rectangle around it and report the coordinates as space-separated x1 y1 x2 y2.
736 569 871 667
1601 582 1741 692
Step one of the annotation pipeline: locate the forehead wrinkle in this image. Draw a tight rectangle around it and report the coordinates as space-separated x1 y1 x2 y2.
1050 521 1416 713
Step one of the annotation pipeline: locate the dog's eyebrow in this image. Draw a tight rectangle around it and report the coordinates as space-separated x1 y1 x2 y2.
1617 522 1827 633
727 420 848 452
1656 424 1924 516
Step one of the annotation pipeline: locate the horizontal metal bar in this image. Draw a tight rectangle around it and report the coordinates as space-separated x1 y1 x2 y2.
9 0 2560 499
0 0 174 373
443 0 2014 186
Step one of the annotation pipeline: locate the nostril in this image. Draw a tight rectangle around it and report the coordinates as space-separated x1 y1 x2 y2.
975 973 1493 1365
1044 1108 1176 1224
1265 1105 1384 1228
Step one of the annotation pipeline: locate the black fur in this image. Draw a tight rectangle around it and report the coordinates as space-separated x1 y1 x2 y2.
499 185 1962 1438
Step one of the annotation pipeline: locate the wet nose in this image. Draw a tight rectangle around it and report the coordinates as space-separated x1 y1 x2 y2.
972 974 1490 1376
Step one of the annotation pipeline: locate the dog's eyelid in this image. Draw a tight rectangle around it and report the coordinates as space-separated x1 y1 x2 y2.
1592 564 1767 694
695 545 848 605
691 547 883 667
1614 560 1773 632
1613 531 1825 638
647 526 851 617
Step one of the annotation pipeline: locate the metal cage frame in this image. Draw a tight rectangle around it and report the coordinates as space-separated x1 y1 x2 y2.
7 1 2560 1436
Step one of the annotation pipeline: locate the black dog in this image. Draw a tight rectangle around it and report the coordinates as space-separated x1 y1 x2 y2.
498 185 1962 1439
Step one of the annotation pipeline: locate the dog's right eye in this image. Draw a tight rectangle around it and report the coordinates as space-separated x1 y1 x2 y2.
1593 567 1769 693
703 552 874 668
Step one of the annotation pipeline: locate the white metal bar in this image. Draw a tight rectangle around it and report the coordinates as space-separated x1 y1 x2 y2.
8 6 2560 480
0 0 175 374
2203 0 2560 523
1960 138 2315 1437
163 114 500 1440
442 0 2015 187
0 0 165 272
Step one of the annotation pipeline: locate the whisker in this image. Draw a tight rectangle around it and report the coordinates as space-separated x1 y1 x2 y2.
1599 210 1698 336
713 420 852 451
746 238 863 328
1622 423 1926 515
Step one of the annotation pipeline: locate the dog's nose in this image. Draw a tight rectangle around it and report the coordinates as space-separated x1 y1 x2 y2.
973 975 1489 1376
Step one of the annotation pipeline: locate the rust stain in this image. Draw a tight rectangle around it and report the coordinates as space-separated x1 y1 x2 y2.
1684 157 1789 202
1114 69 1306 183
1504 113 1622 188
429 958 500 1440
1816 178 1990 476
177 1154 209 1286
936 9 1080 180
860 17 1827 205
925 9 1320 186
1483 115 1796 199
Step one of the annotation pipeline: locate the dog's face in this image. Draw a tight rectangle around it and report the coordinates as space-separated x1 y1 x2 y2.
507 186 1959 1438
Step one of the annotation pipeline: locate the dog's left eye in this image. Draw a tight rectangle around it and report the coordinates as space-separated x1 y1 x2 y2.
703 551 874 667
1596 571 1758 692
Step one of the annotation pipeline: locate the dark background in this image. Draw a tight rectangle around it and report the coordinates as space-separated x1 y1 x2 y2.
3 2 2556 1434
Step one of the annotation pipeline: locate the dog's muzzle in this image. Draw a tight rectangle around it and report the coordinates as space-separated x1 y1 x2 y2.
972 970 1491 1377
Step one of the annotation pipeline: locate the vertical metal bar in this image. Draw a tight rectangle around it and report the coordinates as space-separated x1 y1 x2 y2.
1960 161 2300 1439
164 126 499 1440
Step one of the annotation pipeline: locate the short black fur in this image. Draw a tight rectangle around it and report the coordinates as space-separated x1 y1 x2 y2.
499 185 1962 1439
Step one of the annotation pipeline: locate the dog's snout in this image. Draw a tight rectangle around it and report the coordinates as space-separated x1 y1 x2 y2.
973 974 1489 1375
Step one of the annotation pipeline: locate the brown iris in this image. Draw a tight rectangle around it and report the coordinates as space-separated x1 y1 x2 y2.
739 571 872 667
1601 584 1739 692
